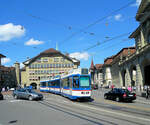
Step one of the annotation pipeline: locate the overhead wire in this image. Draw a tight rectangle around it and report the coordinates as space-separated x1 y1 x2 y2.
83 32 131 51
59 0 135 46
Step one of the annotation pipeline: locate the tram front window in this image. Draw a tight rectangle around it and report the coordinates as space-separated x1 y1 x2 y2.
80 76 90 87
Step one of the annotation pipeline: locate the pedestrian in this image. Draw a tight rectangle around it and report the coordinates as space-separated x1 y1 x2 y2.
146 86 149 99
128 85 132 92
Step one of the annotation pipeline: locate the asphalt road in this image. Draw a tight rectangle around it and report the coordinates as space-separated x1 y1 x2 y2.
0 90 150 125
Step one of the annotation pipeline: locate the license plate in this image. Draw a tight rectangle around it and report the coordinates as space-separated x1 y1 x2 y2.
129 95 133 97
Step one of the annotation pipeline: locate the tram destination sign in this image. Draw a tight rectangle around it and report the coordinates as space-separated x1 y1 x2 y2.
81 68 88 74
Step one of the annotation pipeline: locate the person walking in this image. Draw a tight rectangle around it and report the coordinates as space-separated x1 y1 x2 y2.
146 86 149 99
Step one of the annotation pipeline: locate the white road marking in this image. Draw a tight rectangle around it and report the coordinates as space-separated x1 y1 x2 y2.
9 100 22 102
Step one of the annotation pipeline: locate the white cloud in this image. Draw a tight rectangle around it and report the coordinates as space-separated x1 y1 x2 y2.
25 38 44 46
69 52 90 61
114 14 122 21
131 0 142 7
0 23 25 41
1 58 11 64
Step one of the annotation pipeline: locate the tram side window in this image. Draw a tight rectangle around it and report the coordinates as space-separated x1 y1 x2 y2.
73 76 79 88
62 78 69 87
41 82 46 87
69 77 73 88
55 80 60 87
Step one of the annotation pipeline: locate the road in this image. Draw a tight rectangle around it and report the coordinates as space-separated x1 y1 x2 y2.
0 89 150 125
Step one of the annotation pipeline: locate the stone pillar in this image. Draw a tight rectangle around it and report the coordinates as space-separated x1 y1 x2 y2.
119 70 123 87
126 68 132 87
136 63 143 91
14 61 21 86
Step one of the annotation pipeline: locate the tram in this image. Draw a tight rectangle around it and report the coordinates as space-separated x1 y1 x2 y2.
40 68 92 100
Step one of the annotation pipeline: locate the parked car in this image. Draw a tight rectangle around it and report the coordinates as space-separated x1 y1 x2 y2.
12 88 43 101
104 88 136 102
0 92 4 100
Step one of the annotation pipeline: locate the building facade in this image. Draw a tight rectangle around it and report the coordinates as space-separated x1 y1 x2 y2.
118 0 150 91
0 54 18 91
21 48 80 89
89 59 103 87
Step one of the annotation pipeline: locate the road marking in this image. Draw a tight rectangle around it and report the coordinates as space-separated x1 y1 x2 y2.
9 100 22 102
73 102 150 122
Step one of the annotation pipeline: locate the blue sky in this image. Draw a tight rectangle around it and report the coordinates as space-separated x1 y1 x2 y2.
0 0 141 68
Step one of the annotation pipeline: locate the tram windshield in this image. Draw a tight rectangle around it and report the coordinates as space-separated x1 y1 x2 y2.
80 76 90 87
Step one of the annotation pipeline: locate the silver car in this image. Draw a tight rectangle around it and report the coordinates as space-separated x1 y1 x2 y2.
13 88 43 101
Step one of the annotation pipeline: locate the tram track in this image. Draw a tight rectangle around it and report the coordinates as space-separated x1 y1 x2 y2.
37 98 149 125
83 101 150 117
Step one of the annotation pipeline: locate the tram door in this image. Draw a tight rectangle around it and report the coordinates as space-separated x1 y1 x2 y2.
69 77 73 95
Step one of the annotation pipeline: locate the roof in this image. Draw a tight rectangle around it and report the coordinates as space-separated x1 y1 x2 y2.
111 47 136 64
0 54 6 58
23 48 80 65
95 64 103 70
0 66 15 72
104 55 115 65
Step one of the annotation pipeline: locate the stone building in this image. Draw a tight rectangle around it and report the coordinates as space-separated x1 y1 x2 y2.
0 54 18 91
118 0 150 91
111 47 136 88
102 56 113 87
89 59 103 87
21 48 80 89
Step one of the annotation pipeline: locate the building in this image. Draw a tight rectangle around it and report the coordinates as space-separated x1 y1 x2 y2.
89 59 103 87
0 54 18 91
21 48 80 89
118 0 150 91
111 47 136 88
102 56 113 87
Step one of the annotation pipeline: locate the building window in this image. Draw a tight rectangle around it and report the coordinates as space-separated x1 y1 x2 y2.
44 64 47 68
53 64 55 68
38 64 40 68
43 58 48 62
54 58 59 62
61 58 65 62
50 64 53 68
56 64 58 68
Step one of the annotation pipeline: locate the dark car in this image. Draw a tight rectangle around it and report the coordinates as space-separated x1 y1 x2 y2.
0 92 4 100
13 88 43 101
104 88 136 102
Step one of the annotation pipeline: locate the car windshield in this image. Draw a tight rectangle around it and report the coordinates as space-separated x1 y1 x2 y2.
80 76 90 87
26 89 36 93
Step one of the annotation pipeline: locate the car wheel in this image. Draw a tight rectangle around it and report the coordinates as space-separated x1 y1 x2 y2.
14 95 18 99
104 95 107 99
116 97 120 102
28 96 33 101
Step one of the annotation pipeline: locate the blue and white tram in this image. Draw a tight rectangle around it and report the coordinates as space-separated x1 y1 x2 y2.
40 76 61 94
61 68 91 100
40 80 49 92
40 68 91 100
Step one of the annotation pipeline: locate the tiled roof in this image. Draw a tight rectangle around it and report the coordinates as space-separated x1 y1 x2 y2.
0 66 15 71
95 64 103 70
23 48 80 65
0 54 6 58
40 48 60 54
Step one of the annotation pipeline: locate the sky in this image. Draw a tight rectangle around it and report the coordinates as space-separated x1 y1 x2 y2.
0 0 141 68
